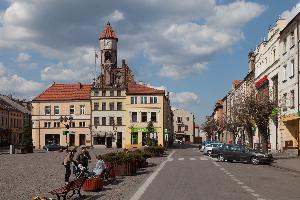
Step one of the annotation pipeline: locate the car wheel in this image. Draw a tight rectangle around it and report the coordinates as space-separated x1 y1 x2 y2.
217 154 224 162
46 148 49 151
251 157 260 165
207 150 212 156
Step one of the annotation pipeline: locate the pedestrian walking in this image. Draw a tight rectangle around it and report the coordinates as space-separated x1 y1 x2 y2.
63 149 74 184
76 146 91 169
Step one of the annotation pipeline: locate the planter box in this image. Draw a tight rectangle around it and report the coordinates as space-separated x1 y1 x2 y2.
82 178 103 191
113 162 137 176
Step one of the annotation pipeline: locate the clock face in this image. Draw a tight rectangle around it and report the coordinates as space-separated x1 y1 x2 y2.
103 39 112 49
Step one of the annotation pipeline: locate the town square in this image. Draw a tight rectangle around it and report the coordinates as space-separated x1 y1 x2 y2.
1 1 300 200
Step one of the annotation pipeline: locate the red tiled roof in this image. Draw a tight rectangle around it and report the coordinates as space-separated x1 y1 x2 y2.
33 83 92 101
99 22 118 40
232 80 243 89
127 83 165 95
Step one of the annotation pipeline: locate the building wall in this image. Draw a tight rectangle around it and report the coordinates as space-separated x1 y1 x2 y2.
32 100 92 149
91 88 126 148
172 109 194 143
125 94 166 148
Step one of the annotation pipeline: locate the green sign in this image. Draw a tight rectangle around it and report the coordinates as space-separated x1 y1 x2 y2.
131 127 157 132
298 111 300 118
63 131 69 135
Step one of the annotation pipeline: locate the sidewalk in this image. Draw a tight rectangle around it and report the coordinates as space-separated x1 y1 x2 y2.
271 157 300 174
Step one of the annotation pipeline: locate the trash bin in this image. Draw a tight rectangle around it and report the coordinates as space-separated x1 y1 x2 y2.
10 145 15 154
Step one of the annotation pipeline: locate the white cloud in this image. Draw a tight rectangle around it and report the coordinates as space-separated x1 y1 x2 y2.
109 10 125 22
17 52 31 62
0 0 265 81
170 91 200 104
0 63 44 97
281 2 300 21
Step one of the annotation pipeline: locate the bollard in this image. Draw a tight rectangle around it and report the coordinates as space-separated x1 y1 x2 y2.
9 145 15 154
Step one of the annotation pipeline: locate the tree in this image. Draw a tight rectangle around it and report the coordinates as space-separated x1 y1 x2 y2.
145 121 156 146
201 116 218 141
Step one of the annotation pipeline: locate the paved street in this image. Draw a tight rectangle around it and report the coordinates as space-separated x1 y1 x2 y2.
130 144 300 200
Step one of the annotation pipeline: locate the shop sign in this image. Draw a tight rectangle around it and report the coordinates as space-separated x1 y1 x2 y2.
131 127 157 132
63 130 69 135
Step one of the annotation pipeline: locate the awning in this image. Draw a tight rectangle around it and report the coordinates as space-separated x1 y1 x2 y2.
92 131 106 137
255 75 268 88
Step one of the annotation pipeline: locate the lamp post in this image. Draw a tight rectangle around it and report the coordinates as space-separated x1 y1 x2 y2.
59 116 73 150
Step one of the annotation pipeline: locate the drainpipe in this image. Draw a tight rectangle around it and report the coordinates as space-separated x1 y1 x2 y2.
297 19 300 156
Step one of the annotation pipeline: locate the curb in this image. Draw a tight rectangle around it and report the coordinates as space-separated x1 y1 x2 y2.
271 163 300 175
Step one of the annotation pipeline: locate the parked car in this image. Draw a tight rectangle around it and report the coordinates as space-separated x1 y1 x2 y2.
203 143 223 156
174 139 182 144
199 141 220 152
43 143 61 151
211 144 241 158
216 145 273 165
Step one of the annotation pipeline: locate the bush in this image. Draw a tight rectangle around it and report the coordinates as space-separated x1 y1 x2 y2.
144 146 165 157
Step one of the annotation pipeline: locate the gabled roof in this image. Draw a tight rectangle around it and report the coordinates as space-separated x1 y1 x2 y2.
127 83 165 95
0 95 30 114
33 83 92 101
99 21 118 40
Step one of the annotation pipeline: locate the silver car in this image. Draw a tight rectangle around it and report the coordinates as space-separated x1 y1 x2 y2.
203 143 223 156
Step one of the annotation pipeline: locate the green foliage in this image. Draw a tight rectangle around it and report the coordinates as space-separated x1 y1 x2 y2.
144 146 165 157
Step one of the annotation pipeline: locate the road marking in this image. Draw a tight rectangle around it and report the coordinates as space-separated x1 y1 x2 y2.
167 158 174 162
200 157 208 160
251 193 260 197
237 182 244 185
245 188 255 193
190 157 196 160
242 185 250 189
129 150 175 200
257 198 266 200
220 167 225 171
178 158 184 161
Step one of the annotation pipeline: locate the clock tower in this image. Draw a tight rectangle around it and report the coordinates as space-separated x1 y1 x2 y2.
99 21 118 85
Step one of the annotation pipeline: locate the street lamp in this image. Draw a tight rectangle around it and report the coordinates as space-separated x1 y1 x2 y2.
59 115 73 150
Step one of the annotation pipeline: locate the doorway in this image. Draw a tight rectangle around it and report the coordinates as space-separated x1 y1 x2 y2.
79 134 86 146
106 137 112 148
69 134 75 147
117 132 122 148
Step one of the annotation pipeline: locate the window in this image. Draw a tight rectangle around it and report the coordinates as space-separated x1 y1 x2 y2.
102 117 106 125
54 122 60 128
80 105 85 115
109 117 114 125
117 90 121 96
132 112 137 122
44 122 51 128
283 38 287 53
54 106 60 115
70 122 75 128
290 59 295 78
102 90 106 97
141 112 147 122
131 132 138 144
117 102 122 110
290 90 295 108
273 49 276 62
117 117 122 125
283 93 287 111
110 90 114 97
141 97 147 104
131 97 137 104
45 106 51 115
94 90 99 96
102 102 106 111
186 117 189 121
283 65 287 82
151 112 157 122
177 125 182 132
94 102 99 111
177 117 182 123
70 105 75 115
109 102 114 110
291 31 295 47
79 122 86 127
150 97 157 104
94 117 100 126
185 125 188 131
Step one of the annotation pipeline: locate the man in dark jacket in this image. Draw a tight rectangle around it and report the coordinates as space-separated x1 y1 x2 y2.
76 146 91 169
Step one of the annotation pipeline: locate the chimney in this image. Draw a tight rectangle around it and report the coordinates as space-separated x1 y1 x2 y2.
78 82 82 89
122 59 126 67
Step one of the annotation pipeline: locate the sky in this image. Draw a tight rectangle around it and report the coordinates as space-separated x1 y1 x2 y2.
0 0 300 125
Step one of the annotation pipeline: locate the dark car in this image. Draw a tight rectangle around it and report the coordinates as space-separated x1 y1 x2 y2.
210 144 237 158
43 143 61 151
216 145 273 165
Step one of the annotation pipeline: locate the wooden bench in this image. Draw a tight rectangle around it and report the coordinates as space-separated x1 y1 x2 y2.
49 176 86 200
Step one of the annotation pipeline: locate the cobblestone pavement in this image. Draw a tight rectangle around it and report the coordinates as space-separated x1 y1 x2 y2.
0 147 168 200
